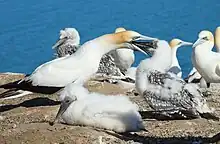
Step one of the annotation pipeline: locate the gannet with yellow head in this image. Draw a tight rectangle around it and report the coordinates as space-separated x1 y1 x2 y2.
191 30 220 86
0 30 156 99
168 38 193 77
185 30 219 88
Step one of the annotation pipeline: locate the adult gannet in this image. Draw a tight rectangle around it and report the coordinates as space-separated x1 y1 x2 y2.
192 30 220 86
50 84 146 133
52 27 134 79
184 28 220 87
52 28 80 58
168 38 193 77
0 31 156 99
135 40 216 119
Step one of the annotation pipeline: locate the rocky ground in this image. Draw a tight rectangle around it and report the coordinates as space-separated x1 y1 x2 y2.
0 73 220 144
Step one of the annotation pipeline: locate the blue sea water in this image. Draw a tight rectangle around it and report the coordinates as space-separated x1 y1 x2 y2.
0 0 220 77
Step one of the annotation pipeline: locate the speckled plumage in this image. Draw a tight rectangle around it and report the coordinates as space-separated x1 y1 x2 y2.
97 53 124 76
143 70 203 118
136 40 216 120
54 40 80 58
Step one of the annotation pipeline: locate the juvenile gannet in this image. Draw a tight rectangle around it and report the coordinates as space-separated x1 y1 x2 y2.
52 28 80 58
135 40 216 119
50 84 146 133
192 30 220 87
168 38 193 77
0 31 156 99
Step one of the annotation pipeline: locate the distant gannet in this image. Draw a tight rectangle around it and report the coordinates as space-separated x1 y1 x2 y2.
192 30 220 87
50 84 146 133
0 31 156 99
52 28 80 58
168 38 193 77
215 26 220 52
135 40 216 119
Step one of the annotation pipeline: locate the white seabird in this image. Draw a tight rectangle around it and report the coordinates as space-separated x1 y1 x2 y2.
168 38 193 77
52 27 135 80
50 84 146 133
135 40 216 119
192 30 220 87
0 30 156 99
52 28 80 58
184 28 220 87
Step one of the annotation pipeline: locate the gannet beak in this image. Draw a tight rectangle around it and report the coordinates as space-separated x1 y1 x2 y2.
50 100 72 125
131 44 148 55
192 38 206 48
131 41 157 56
130 35 158 56
181 41 193 46
52 38 67 49
137 35 158 41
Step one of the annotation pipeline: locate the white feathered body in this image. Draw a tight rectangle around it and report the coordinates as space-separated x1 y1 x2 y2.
192 42 220 83
60 84 144 133
25 39 111 87
168 46 182 77
113 49 135 72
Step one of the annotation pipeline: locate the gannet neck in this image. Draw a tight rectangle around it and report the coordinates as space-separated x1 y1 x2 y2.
151 40 172 71
114 49 135 70
170 45 180 68
193 41 214 54
135 40 171 95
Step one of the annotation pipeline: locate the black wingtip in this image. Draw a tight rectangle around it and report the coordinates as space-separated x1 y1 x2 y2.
121 77 135 83
200 113 219 121
184 77 189 83
0 89 22 99
0 79 63 95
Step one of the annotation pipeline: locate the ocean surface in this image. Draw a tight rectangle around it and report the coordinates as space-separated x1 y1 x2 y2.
0 0 220 77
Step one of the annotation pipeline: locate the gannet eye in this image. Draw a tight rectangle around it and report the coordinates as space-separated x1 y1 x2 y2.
178 42 182 45
202 37 208 40
65 99 70 103
132 36 141 41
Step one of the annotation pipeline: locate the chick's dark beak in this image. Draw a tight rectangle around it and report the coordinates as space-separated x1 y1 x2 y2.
130 40 158 56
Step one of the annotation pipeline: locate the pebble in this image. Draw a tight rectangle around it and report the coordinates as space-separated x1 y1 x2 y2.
0 116 5 121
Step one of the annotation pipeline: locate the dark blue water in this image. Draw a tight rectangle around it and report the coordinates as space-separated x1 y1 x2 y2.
0 0 220 77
